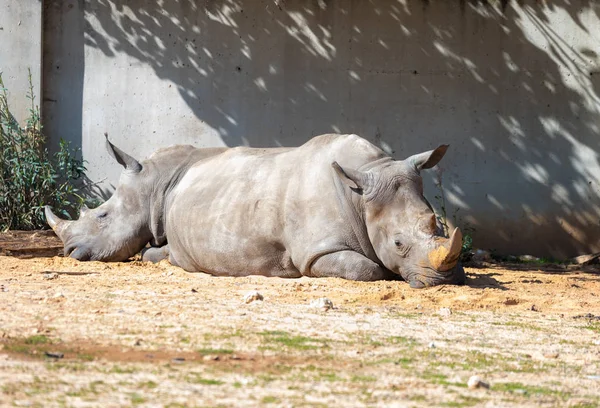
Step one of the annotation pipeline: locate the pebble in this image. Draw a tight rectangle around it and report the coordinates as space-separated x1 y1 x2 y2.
438 307 452 317
171 357 185 364
243 290 264 304
519 255 539 262
203 354 220 361
43 273 59 280
310 297 333 311
467 375 490 389
428 342 436 348
472 249 491 262
44 351 64 359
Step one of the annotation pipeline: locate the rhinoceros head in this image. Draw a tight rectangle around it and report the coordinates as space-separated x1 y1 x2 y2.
45 135 154 261
333 145 465 288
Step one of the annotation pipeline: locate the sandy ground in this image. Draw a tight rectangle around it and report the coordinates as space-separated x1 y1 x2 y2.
1 231 600 407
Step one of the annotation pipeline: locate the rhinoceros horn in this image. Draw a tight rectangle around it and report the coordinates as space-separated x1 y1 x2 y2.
428 227 463 272
45 206 71 241
104 132 142 173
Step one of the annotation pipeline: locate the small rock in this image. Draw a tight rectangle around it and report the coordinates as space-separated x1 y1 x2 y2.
519 254 539 262
438 307 452 317
244 290 264 304
43 273 59 280
472 249 491 262
543 351 559 359
203 354 220 361
530 304 539 312
134 339 142 347
230 354 242 360
53 292 64 299
574 252 600 265
467 375 489 389
428 342 436 349
310 297 333 311
171 357 185 363
586 375 600 380
191 288 198 293
44 351 64 359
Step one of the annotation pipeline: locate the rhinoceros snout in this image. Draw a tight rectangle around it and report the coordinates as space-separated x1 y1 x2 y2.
409 264 466 288
64 244 91 261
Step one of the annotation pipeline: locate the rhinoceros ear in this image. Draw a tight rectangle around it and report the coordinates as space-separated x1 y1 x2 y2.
408 144 449 172
332 161 367 190
105 132 142 173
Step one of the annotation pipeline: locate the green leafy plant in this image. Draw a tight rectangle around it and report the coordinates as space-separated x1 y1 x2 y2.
0 69 87 231
460 233 473 262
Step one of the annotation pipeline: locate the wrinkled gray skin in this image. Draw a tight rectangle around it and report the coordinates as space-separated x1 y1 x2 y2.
45 135 226 262
47 133 465 288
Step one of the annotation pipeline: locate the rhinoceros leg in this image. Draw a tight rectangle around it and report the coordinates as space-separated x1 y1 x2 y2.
141 245 171 263
310 251 395 281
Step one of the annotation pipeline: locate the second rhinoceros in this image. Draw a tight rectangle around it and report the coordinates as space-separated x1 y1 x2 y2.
46 133 465 288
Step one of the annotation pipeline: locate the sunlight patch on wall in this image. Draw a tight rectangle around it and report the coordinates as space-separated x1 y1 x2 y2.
515 5 600 110
285 11 336 61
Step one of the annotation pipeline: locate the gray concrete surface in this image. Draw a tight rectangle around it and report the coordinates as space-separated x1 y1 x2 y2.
0 0 42 123
40 0 600 258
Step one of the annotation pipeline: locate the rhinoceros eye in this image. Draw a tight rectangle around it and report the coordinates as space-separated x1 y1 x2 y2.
96 211 108 220
394 240 411 257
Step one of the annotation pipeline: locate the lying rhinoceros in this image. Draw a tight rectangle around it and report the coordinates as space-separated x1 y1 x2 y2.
46 133 465 288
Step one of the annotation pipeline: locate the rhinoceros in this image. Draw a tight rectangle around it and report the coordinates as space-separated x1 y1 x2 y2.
46 133 465 288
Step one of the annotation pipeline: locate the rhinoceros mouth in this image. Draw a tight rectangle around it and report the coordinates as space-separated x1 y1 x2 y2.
406 264 465 288
63 242 92 261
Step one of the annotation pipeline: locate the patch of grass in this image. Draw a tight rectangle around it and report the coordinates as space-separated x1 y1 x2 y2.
421 372 466 388
77 353 95 361
259 330 324 351
584 323 600 333
24 335 51 345
109 365 136 374
139 380 158 389
130 393 146 405
197 348 234 355
351 374 377 382
46 362 88 372
494 382 571 399
441 395 483 408
387 335 417 346
186 373 224 385
571 402 600 408
319 372 343 382
262 396 280 404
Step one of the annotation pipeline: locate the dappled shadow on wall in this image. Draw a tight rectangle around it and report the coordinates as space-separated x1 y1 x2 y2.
80 0 600 258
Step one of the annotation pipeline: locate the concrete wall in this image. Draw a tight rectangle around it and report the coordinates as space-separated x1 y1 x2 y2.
1 0 42 123
42 0 600 258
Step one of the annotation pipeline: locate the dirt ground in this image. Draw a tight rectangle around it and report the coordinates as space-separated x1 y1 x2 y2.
1 232 599 407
